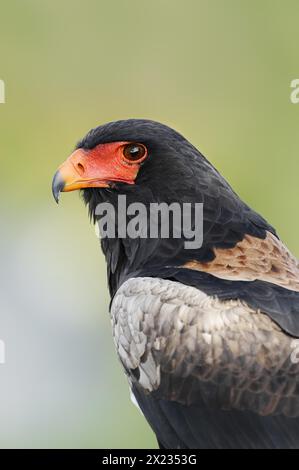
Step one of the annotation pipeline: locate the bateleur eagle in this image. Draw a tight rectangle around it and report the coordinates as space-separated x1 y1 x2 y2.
52 119 299 449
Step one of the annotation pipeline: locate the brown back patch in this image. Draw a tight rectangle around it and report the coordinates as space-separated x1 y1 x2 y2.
183 232 299 292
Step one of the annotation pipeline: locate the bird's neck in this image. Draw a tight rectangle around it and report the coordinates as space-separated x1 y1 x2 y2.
97 195 209 297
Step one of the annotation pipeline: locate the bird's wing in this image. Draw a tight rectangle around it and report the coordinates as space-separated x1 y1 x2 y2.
111 276 299 448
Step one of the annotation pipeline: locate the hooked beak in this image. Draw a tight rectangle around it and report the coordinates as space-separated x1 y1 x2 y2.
51 148 109 204
52 170 66 203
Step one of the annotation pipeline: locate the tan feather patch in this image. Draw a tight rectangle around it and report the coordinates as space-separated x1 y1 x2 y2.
183 232 299 292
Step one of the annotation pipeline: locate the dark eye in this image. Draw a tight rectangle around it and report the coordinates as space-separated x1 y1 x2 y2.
123 143 147 162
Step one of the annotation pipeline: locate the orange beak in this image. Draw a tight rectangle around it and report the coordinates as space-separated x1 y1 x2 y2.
52 142 140 203
52 148 109 203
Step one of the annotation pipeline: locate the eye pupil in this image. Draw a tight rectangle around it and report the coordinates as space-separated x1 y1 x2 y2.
123 143 146 161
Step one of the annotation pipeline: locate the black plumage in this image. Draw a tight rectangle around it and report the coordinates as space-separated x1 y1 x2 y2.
53 119 299 448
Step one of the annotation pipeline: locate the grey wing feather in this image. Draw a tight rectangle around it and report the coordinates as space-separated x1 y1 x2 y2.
110 277 299 448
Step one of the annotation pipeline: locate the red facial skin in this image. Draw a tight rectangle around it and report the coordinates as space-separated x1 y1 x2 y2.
56 141 148 192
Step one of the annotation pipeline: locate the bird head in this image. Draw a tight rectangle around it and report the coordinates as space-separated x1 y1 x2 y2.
52 119 207 208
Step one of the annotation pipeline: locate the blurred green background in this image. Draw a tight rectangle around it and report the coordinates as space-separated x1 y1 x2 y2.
0 0 298 448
